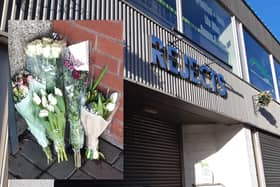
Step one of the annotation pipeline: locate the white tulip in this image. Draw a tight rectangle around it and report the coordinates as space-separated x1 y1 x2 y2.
106 103 115 112
93 150 99 159
40 89 46 96
54 87 63 96
48 94 57 106
42 45 51 58
41 96 48 107
46 104 55 112
110 92 118 104
32 92 41 105
39 109 48 118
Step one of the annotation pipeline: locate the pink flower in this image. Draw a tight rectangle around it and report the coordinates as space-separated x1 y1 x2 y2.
64 60 70 67
72 70 81 80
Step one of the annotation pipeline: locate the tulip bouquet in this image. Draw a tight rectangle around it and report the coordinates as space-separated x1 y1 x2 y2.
32 86 68 163
62 41 89 168
81 66 119 160
12 71 53 163
25 37 66 90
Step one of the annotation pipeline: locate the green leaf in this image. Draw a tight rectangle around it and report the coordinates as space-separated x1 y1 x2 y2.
92 66 108 90
96 94 103 116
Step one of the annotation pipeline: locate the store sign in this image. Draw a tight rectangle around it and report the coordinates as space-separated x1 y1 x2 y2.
151 35 227 98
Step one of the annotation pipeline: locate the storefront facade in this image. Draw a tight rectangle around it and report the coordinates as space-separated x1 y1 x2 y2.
1 0 280 186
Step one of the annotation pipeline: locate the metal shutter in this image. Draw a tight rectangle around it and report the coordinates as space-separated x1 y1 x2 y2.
259 132 280 187
124 112 182 187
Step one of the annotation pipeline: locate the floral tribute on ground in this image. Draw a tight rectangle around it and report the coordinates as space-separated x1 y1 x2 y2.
12 33 119 168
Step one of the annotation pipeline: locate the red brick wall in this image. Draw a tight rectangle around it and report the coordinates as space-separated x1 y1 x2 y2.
53 20 124 149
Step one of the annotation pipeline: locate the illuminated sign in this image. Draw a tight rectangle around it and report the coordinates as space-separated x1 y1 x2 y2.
151 35 227 98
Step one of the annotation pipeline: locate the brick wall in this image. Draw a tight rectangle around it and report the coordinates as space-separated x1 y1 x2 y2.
53 20 124 149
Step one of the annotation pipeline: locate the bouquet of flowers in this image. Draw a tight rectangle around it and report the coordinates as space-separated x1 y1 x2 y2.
32 86 68 163
81 66 119 160
12 71 52 163
25 36 66 90
63 41 89 168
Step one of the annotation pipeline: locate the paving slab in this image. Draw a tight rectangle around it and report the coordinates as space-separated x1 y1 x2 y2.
8 154 42 179
47 154 76 179
99 139 121 164
113 152 123 172
82 160 123 179
39 172 55 179
20 139 55 170
70 170 93 179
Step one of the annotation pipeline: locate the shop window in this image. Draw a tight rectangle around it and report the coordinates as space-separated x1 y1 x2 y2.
126 0 177 28
243 30 275 98
181 0 237 67
274 58 280 99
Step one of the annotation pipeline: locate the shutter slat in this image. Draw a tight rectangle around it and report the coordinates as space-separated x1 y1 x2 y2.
259 132 280 187
125 112 182 186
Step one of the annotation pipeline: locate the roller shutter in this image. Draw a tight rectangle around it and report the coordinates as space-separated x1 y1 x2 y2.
259 132 280 187
124 112 182 187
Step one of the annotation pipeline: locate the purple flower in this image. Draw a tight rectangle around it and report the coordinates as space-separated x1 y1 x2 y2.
72 70 81 80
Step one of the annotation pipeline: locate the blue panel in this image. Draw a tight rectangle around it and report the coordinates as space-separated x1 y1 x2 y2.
243 30 275 98
127 0 177 28
274 59 280 98
182 0 230 63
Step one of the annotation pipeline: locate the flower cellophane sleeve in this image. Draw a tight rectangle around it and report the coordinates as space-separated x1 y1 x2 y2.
15 79 52 162
81 95 119 160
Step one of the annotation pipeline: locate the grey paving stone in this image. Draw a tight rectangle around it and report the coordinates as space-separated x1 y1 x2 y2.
47 154 76 179
39 172 54 179
99 139 121 164
113 152 123 172
81 160 123 179
9 154 42 179
70 170 93 179
20 139 55 170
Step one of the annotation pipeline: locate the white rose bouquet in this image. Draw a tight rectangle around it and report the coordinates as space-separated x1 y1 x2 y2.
81 66 119 160
25 36 66 90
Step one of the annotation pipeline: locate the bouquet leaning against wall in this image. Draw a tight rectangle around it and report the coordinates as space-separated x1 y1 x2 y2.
12 71 52 163
63 41 89 168
23 36 68 162
81 66 119 160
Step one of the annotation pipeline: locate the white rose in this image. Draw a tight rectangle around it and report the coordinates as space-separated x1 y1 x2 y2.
110 92 118 104
35 41 43 56
46 104 55 112
25 43 36 57
42 45 51 58
41 96 48 107
106 103 115 112
51 44 62 59
32 92 41 105
39 109 48 118
48 94 57 106
54 87 63 96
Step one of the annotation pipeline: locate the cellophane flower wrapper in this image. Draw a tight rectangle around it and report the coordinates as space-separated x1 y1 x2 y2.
14 79 52 163
63 41 89 167
81 86 120 160
25 37 66 90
